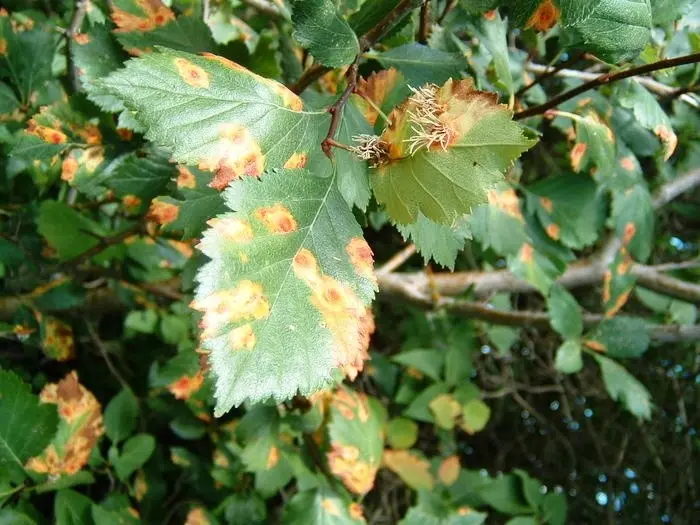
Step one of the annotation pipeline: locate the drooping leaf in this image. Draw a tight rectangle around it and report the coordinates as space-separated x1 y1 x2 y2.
593 354 652 419
547 285 583 339
101 48 331 191
292 0 360 68
0 369 59 480
368 43 466 87
383 449 435 490
282 486 366 524
372 79 535 225
193 168 376 413
611 184 654 262
327 389 385 495
395 214 471 269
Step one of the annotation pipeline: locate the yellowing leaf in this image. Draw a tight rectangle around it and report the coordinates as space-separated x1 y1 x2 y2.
383 449 435 491
438 455 461 486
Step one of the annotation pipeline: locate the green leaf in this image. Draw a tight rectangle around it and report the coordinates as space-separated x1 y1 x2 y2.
104 389 139 443
557 0 605 25
513 469 544 509
460 399 491 434
101 48 330 190
586 317 649 358
112 433 155 480
611 185 654 262
282 486 366 524
469 204 527 257
395 214 471 269
335 98 373 210
505 518 537 525
393 348 444 381
369 43 466 86
540 492 568 525
0 510 36 525
593 354 652 419
36 201 106 261
292 0 360 67
476 474 533 515
429 394 461 430
194 168 376 413
564 0 652 62
650 0 695 24
554 340 583 374
387 417 419 449
124 309 158 334
107 149 175 203
384 449 435 490
399 490 488 524
570 113 616 179
55 489 93 525
0 82 20 115
372 79 535 225
547 285 583 339
223 493 267 525
528 174 605 250
478 9 513 96
616 80 676 160
404 383 451 422
0 369 58 480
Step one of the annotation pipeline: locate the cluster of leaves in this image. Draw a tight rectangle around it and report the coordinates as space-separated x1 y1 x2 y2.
1 0 699 523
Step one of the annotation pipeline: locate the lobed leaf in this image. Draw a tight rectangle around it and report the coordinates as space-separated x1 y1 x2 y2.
593 354 652 419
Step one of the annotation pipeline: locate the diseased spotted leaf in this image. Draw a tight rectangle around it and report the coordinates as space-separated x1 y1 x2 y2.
564 0 652 62
101 48 331 191
354 68 407 129
585 317 649 358
107 148 175 206
469 190 527 256
508 243 560 294
395 213 471 270
616 80 677 160
569 112 616 180
547 285 583 339
327 389 385 495
368 43 466 87
477 9 513 96
399 490 487 525
371 79 536 225
593 354 652 419
194 168 376 413
383 449 435 490
611 185 654 262
0 369 59 481
460 399 491 434
602 248 636 317
554 339 583 374
292 0 360 68
282 486 367 524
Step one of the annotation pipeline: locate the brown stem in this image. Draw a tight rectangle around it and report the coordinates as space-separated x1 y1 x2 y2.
515 52 583 98
514 52 700 120
321 60 360 158
85 320 131 392
67 0 89 91
417 1 430 44
437 0 457 24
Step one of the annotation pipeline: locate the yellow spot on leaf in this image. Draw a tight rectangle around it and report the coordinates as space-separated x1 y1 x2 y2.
321 499 341 516
458 507 473 516
191 281 270 339
283 152 308 169
73 33 90 45
168 371 205 400
228 323 256 350
134 472 148 501
546 223 561 240
327 443 377 495
41 317 75 361
355 68 401 125
438 455 461 486
488 188 523 221
266 446 279 469
539 196 553 213
570 142 587 171
619 156 636 171
348 503 365 521
0 38 6 56
519 243 534 264
346 237 376 285
111 0 174 33
254 204 298 234
122 194 142 212
208 217 253 243
147 199 179 225
174 58 210 89
199 123 264 190
176 166 197 188
622 222 636 245
184 507 210 525
654 124 677 161
61 156 79 182
332 389 371 423
27 120 67 144
584 339 607 353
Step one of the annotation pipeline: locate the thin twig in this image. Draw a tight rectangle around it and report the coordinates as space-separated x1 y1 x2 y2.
67 0 89 91
515 53 583 97
515 52 700 119
437 0 457 24
321 59 360 158
417 1 430 44
378 244 417 274
240 0 287 19
85 321 130 391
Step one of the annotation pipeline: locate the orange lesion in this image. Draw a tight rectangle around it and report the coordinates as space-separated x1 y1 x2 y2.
331 389 371 423
283 152 308 168
266 446 280 469
327 442 377 495
147 199 179 225
254 204 298 234
654 124 677 160
111 0 174 33
570 142 587 171
122 194 142 213
174 58 210 89
526 0 560 31
321 498 341 516
519 243 534 264
0 38 7 56
621 222 636 245
27 120 68 144
61 156 79 182
176 166 197 188
619 156 636 171
228 323 256 350
346 237 377 285
168 371 205 400
191 281 270 340
382 449 435 490
355 68 401 125
438 455 460 486
25 372 104 476
546 223 561 240
73 33 90 45
488 188 523 221
348 503 365 521
42 318 75 361
199 123 264 190
207 216 254 243
539 196 553 213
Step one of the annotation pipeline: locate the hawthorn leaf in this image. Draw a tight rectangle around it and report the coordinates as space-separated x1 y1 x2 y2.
557 0 604 26
399 490 487 525
585 317 649 358
554 340 583 374
602 248 636 317
107 148 175 204
335 98 373 210
292 0 360 68
55 489 93 525
37 202 106 261
564 0 652 62
101 48 330 191
0 82 20 115
112 433 156 481
392 348 444 381
593 354 652 419
650 0 695 24
469 202 527 256
395 213 471 269
461 399 491 434
387 418 419 450
611 185 654 262
569 113 616 179
547 285 583 339
616 80 677 160
0 369 59 480
104 389 139 444
282 486 366 524
327 389 385 494
478 9 513 96
508 243 559 294
383 449 435 490
194 168 376 413
368 43 466 86
372 79 535 225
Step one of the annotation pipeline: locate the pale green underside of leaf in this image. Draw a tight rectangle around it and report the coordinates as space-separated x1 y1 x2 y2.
373 110 535 225
195 169 376 415
0 369 59 480
101 47 331 174
292 0 360 68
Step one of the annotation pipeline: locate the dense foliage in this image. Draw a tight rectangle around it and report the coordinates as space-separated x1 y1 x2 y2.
1 0 699 523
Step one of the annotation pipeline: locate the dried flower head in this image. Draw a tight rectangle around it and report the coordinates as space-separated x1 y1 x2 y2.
350 134 389 167
403 84 453 155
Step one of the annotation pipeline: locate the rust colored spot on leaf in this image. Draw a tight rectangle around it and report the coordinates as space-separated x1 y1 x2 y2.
602 270 612 303
484 10 497 21
191 281 270 339
174 58 210 89
184 508 210 525
61 156 79 182
27 120 68 144
348 503 365 521
654 124 677 161
321 499 341 516
168 371 205 400
619 156 636 171
111 0 174 33
73 33 89 45
621 222 636 245
266 446 279 469
546 223 561 240
438 455 460 486
488 188 523 221
208 217 253 243
176 166 197 188
122 194 142 213
0 38 6 56
332 389 371 422
76 124 102 145
606 288 632 318
147 199 179 225
355 68 401 125
519 243 534 264
200 124 264 190
346 237 376 285
283 152 308 169
526 0 560 31
228 323 256 350
117 128 134 141
584 339 607 353
342 310 374 381
254 204 298 234
383 449 435 490
41 317 75 361
539 196 553 213
327 443 377 495
570 142 587 172
458 507 473 516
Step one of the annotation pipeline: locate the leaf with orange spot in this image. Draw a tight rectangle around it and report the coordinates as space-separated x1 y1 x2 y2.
107 148 175 206
40 316 76 362
438 455 461 486
101 48 333 187
569 112 616 180
611 185 654 262
602 249 636 317
194 168 376 414
383 449 435 491
25 372 105 477
282 486 367 524
372 78 536 225
354 68 404 126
